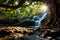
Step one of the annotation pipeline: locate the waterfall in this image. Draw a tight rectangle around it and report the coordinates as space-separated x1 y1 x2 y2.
20 12 47 28
32 13 47 28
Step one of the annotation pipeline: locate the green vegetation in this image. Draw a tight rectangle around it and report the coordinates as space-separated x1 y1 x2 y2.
0 0 47 20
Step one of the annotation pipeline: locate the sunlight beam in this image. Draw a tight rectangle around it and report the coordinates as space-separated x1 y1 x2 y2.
41 5 48 12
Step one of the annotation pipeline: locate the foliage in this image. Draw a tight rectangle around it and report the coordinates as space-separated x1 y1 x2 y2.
0 0 46 20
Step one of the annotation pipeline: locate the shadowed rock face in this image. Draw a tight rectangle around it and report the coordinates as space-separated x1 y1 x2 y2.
0 19 20 26
44 31 60 39
0 30 11 37
19 21 35 27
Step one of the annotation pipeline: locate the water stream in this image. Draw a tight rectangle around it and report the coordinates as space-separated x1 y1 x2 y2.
21 12 47 28
30 12 47 28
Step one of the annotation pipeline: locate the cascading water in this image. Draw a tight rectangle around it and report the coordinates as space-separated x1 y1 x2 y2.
31 12 47 28
20 12 47 28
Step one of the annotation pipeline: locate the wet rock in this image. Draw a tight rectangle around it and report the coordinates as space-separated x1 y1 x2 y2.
23 31 27 34
6 38 15 40
0 30 11 37
24 34 45 40
14 31 21 33
16 37 24 40
44 31 60 40
28 32 34 35
19 21 35 27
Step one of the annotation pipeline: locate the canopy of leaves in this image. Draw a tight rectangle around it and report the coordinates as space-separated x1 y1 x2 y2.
0 0 47 20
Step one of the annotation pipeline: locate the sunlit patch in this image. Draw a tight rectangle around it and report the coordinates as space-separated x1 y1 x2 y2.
15 1 19 5
26 1 29 5
41 5 48 12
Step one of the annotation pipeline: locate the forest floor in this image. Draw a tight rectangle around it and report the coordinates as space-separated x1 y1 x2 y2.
0 26 34 40
0 26 46 40
0 26 60 40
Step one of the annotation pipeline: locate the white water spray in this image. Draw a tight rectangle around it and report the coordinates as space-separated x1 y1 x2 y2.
32 13 47 28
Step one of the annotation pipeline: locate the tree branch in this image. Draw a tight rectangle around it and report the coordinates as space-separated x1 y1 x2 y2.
0 0 26 9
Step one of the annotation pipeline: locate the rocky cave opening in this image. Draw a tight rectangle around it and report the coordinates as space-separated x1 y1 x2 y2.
0 0 60 40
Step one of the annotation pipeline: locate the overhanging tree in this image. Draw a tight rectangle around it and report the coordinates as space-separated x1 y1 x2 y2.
0 0 47 19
